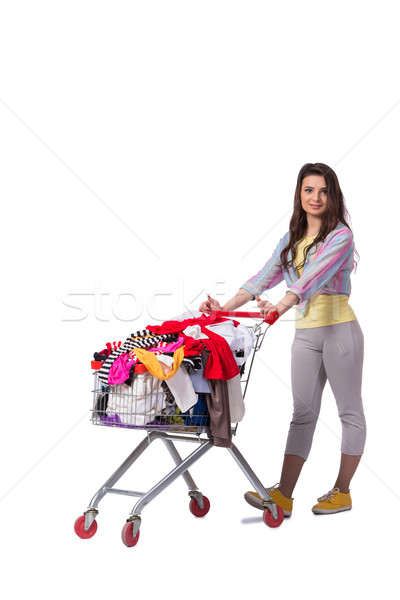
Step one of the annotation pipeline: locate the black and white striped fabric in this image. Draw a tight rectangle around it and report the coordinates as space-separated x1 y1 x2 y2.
98 330 178 383
181 356 202 372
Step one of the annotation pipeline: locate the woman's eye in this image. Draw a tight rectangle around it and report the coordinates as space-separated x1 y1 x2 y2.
321 190 328 195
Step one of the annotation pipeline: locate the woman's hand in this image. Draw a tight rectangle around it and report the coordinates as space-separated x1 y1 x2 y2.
255 295 276 318
199 295 222 314
258 292 300 318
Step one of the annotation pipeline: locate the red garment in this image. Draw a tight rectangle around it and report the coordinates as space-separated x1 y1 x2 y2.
146 314 239 381
99 341 123 357
176 334 204 357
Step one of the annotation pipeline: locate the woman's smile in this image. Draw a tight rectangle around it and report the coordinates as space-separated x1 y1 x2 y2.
300 175 328 218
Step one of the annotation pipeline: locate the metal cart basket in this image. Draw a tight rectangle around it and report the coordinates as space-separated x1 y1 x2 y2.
74 310 284 546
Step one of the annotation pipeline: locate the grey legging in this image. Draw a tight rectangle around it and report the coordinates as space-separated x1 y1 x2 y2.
285 320 366 460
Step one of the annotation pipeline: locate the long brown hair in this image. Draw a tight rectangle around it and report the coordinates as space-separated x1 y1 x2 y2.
280 163 357 272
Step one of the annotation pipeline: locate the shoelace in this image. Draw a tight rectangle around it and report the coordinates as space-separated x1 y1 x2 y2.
317 487 340 503
266 483 281 493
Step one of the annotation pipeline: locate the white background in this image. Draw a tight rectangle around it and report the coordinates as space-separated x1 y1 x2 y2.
0 1 399 598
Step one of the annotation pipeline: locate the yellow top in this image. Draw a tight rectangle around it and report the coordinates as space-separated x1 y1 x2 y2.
294 235 357 329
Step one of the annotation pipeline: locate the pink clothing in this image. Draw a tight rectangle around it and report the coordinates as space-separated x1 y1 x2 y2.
108 337 185 385
129 337 185 358
108 353 134 385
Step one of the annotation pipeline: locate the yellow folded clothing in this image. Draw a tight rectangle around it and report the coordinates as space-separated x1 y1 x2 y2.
134 347 185 380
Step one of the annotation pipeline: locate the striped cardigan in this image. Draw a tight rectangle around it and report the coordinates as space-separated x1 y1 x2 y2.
241 221 355 315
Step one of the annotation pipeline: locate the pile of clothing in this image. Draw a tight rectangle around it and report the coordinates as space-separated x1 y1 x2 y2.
92 311 256 447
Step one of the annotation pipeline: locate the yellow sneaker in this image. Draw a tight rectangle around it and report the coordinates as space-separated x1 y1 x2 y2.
312 487 352 514
244 483 293 517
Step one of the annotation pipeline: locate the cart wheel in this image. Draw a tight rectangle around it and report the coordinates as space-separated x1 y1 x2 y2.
74 515 98 539
189 495 211 518
121 522 140 547
263 505 284 528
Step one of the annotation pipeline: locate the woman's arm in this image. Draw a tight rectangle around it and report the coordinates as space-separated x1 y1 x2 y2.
200 288 279 316
199 232 295 317
262 229 353 318
199 289 254 314
264 291 299 318
255 291 299 318
221 289 254 311
240 234 288 299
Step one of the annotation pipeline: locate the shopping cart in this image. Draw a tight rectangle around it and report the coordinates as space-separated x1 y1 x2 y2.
74 310 283 547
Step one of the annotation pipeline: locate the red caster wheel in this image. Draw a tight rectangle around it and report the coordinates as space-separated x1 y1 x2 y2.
189 495 211 517
74 515 98 539
263 505 284 528
121 522 140 547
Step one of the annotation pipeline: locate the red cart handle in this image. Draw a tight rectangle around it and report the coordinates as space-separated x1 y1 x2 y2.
209 310 279 325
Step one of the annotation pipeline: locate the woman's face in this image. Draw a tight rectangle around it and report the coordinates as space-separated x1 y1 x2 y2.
300 175 328 218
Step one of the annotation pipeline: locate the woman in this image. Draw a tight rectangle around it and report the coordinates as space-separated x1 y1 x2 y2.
199 162 366 516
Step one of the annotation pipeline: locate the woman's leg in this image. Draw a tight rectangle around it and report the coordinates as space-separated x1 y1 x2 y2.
333 453 362 493
279 328 328 497
278 454 306 498
323 320 366 490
